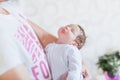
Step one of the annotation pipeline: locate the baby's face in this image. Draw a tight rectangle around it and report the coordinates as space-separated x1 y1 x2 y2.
58 24 81 44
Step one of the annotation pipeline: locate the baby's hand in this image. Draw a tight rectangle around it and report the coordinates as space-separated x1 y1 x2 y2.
82 64 92 80
82 70 88 78
82 70 92 80
60 72 68 80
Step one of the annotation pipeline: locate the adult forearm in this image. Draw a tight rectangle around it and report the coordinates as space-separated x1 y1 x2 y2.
27 19 57 48
0 64 31 80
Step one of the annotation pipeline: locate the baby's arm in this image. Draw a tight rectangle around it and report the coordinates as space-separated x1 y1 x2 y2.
60 61 91 80
64 47 82 80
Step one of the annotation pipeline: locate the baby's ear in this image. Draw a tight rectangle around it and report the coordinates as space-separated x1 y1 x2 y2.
72 41 78 46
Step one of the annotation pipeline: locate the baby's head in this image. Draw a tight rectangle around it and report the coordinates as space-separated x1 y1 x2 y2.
57 24 86 49
74 25 86 49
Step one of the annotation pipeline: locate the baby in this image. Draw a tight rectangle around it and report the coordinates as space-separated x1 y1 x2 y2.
45 24 86 80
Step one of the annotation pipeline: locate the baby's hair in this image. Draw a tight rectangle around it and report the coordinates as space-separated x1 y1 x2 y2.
74 25 86 50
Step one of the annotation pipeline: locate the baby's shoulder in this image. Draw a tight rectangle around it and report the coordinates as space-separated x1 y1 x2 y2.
64 45 79 53
66 44 78 50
